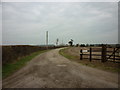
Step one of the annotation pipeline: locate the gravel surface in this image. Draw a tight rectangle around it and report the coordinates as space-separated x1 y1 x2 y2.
2 48 118 88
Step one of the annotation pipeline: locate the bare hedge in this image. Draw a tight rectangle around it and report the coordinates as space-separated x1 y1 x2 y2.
2 45 62 65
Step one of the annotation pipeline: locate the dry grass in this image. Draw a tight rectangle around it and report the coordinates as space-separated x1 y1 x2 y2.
59 47 120 73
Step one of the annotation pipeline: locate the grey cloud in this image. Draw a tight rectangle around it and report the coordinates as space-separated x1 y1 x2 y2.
2 2 118 45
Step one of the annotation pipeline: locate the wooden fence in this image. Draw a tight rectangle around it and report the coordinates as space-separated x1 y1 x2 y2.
80 45 120 63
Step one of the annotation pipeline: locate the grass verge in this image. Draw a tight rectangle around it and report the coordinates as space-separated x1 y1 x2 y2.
3 49 50 79
59 48 120 73
59 48 77 60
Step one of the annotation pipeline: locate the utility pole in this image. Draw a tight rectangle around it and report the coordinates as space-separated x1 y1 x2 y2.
46 31 48 49
62 38 63 45
56 38 59 46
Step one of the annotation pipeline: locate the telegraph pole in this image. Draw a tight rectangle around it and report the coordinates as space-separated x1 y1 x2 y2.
46 31 48 49
62 38 63 45
56 38 59 46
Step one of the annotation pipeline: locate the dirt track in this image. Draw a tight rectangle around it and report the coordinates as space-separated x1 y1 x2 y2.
3 48 118 88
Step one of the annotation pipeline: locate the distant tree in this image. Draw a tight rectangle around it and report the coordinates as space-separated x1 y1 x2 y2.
80 44 85 47
90 44 94 46
76 44 79 47
68 39 73 46
86 44 89 47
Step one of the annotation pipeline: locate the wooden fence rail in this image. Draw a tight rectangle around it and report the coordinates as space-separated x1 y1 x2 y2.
80 45 120 63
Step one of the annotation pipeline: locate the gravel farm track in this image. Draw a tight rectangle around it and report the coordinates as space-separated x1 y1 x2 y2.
2 48 118 88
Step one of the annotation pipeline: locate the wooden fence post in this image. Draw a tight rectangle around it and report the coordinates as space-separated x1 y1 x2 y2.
101 44 107 62
80 49 83 60
89 48 92 62
113 48 115 62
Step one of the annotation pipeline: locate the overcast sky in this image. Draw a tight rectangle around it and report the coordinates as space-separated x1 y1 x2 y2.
2 2 118 45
